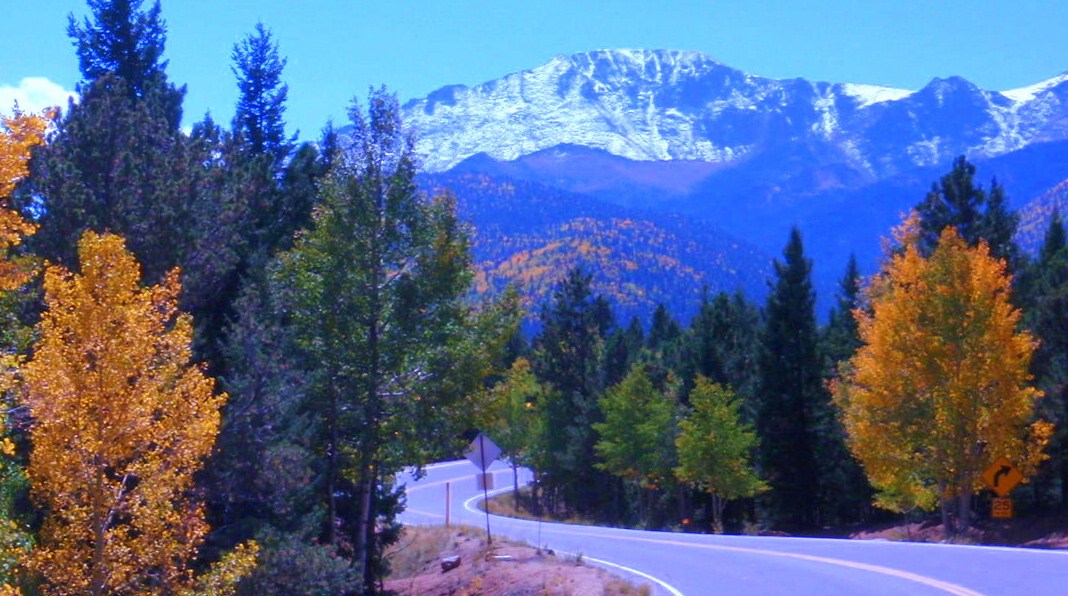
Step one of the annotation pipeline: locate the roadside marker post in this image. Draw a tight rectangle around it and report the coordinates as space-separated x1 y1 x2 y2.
445 481 451 527
465 432 502 543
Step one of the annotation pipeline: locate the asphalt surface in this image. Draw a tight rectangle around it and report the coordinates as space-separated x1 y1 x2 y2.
397 460 1068 595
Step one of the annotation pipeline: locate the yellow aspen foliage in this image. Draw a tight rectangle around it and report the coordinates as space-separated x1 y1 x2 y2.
21 232 226 595
0 108 49 292
833 226 1051 524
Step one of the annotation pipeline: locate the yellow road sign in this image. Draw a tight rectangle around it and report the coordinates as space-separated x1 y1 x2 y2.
991 497 1013 519
981 457 1023 497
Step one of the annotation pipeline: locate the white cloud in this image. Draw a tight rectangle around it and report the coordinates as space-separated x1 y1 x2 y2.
0 77 78 116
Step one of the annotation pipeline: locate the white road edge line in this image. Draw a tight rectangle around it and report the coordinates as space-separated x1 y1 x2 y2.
462 484 684 596
554 548 685 596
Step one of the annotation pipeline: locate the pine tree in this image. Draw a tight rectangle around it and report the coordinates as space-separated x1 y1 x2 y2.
1022 213 1068 504
816 255 872 525
821 255 861 370
647 303 681 352
603 316 643 388
67 0 184 127
682 290 761 414
24 73 194 283
915 156 1020 269
756 227 824 530
232 22 293 164
532 267 611 515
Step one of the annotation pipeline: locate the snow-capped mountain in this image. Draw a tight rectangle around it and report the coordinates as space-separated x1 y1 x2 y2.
403 49 1068 175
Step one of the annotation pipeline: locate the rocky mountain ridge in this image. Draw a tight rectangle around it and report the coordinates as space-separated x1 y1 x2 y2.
403 49 1068 177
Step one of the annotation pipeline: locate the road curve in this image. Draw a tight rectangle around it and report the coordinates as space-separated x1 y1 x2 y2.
398 461 1068 595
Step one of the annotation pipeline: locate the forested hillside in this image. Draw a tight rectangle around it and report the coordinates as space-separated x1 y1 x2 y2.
421 172 770 322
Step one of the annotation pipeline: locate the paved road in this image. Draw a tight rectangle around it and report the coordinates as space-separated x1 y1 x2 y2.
398 460 1068 596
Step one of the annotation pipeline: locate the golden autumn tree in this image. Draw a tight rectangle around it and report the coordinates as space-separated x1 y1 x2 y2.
0 107 49 592
0 108 48 291
21 232 226 595
833 224 1051 535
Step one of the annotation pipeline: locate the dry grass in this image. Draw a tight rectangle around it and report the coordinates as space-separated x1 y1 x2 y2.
483 489 593 526
385 524 487 580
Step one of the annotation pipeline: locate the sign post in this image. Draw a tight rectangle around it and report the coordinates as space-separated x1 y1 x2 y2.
465 432 502 543
981 457 1023 519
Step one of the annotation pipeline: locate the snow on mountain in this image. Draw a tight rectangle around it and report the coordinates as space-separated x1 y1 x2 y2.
402 50 1068 175
839 83 913 108
1000 72 1068 102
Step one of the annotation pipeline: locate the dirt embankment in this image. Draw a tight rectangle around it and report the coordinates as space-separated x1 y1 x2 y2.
383 525 651 596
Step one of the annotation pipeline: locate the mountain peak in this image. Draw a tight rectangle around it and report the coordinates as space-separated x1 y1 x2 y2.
402 50 1068 173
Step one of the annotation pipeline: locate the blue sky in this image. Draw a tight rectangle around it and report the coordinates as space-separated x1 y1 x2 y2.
3 1 1068 139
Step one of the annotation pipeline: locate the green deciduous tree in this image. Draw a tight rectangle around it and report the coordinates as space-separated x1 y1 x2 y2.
594 364 677 488
484 358 545 505
676 378 766 534
275 89 485 592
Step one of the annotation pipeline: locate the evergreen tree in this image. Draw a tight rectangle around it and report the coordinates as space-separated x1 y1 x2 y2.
816 255 873 525
67 0 184 127
756 227 824 530
915 156 1020 269
644 303 683 390
204 271 319 553
1023 213 1068 504
23 74 197 284
682 289 761 414
822 255 862 371
647 303 681 352
603 316 643 388
532 267 611 515
232 22 293 164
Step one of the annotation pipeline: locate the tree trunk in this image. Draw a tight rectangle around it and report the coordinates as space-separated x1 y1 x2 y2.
325 395 338 547
512 461 520 510
711 494 726 534
957 486 972 535
90 480 107 596
939 481 954 537
531 473 541 517
353 452 376 594
676 484 688 524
